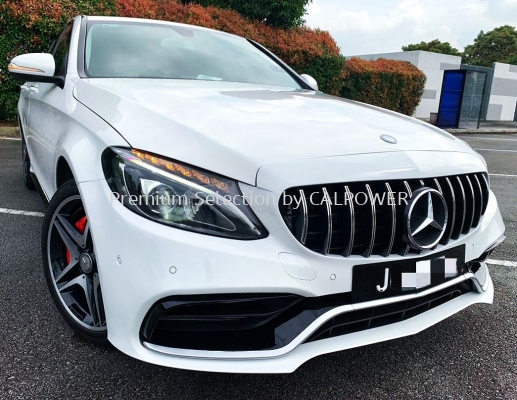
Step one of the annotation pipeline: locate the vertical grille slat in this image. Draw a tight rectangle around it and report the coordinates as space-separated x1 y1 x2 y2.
322 188 333 255
363 184 376 257
452 177 466 239
440 177 456 245
383 183 396 257
299 189 308 245
279 172 488 258
404 181 413 197
461 176 475 234
479 173 490 215
343 186 355 257
399 181 413 256
471 175 483 228
433 178 443 194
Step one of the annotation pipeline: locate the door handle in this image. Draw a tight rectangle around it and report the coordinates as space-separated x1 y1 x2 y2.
29 86 39 94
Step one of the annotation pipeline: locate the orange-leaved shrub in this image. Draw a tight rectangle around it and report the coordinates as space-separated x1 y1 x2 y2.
341 58 427 116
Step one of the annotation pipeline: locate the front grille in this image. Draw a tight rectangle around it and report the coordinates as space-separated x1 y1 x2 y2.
306 281 473 343
279 173 489 258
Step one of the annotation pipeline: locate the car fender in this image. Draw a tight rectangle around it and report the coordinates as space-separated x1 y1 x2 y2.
50 99 129 198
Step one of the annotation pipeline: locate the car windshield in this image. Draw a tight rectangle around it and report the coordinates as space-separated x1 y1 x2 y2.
85 21 301 88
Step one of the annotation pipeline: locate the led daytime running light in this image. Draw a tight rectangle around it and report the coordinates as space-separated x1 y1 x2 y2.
131 149 230 193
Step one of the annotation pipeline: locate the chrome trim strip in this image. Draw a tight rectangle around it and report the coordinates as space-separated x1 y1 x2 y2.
455 176 466 237
299 189 308 245
463 175 475 232
143 274 479 360
384 182 396 257
364 184 376 257
322 187 333 255
344 185 355 257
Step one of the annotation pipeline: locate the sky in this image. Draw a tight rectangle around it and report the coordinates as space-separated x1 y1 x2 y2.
305 0 517 56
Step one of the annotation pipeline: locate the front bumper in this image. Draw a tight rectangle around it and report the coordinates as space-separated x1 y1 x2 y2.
79 175 504 373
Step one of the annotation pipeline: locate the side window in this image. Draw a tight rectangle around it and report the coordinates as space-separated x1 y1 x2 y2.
52 23 73 77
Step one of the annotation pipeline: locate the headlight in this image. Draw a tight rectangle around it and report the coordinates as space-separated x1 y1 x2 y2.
102 147 267 239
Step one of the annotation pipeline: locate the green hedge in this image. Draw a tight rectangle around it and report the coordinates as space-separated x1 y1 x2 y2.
341 57 427 116
292 53 345 95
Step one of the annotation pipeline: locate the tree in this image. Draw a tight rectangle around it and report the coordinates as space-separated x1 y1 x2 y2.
181 0 311 28
402 39 462 56
463 25 517 67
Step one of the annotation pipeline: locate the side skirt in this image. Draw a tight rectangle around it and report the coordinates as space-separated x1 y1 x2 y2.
31 172 50 208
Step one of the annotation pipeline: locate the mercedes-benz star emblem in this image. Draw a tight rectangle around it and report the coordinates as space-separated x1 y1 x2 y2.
79 253 94 274
380 134 397 144
405 188 448 250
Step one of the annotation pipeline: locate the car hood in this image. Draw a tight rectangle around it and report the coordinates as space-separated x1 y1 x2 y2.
74 79 474 186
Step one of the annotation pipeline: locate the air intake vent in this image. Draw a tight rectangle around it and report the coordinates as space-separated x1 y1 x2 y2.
279 173 489 258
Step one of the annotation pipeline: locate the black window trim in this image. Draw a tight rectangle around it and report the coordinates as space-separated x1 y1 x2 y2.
53 20 74 73
77 16 88 79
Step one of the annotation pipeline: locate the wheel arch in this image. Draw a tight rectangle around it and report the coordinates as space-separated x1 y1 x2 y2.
56 156 76 189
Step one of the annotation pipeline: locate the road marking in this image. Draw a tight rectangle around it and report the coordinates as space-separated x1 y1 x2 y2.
0 208 44 217
474 148 517 153
489 173 517 178
0 137 21 141
487 259 517 268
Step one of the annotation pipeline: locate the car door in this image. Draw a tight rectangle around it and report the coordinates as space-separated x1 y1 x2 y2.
25 22 74 198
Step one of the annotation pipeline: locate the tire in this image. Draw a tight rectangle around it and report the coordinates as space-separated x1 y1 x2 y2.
22 136 36 190
42 180 109 346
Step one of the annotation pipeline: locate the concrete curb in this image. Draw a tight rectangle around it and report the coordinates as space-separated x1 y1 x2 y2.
1 126 516 139
0 127 20 138
446 129 517 135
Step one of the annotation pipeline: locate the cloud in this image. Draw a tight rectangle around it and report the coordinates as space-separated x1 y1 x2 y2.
305 0 517 55
306 1 321 16
456 1 489 15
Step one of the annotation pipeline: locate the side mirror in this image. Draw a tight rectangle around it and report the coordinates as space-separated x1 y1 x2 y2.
8 53 64 88
300 74 318 91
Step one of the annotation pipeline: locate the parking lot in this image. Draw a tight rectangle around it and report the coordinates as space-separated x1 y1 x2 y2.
0 134 516 399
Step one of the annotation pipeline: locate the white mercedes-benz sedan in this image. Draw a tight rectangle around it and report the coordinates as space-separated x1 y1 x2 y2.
9 16 505 373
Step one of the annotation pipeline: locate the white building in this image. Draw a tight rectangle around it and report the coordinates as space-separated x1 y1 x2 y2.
487 62 517 121
349 50 517 122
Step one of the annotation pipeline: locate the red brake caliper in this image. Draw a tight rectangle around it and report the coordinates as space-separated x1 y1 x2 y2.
66 216 88 265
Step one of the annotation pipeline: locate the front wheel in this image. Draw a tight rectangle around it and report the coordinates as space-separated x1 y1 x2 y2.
42 180 109 346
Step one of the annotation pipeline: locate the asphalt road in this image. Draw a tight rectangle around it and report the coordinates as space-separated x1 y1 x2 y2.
1 135 516 400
